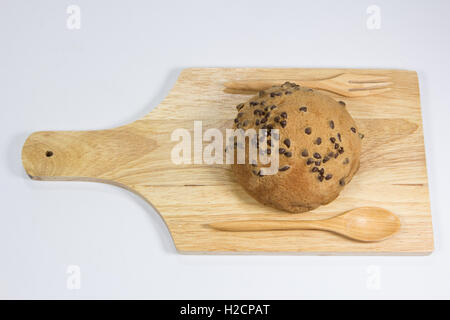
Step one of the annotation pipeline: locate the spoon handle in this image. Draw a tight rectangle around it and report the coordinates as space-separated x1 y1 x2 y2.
209 219 331 232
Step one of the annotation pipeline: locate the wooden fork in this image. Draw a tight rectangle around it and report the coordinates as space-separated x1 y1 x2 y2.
223 73 393 97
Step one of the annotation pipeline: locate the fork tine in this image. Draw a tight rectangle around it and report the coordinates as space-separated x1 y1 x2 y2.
349 81 393 89
347 74 391 83
347 87 392 97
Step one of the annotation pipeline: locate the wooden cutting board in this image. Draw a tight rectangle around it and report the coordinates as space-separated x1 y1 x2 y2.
21 68 434 255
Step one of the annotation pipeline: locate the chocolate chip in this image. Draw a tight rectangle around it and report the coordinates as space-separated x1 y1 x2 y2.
284 151 292 157
267 148 271 155
270 92 282 97
234 118 239 123
299 106 307 112
330 137 336 143
351 127 356 133
274 116 280 123
242 120 248 127
238 112 244 118
339 101 346 106
312 167 319 172
339 178 345 186
325 174 333 180
285 91 292 95
329 120 335 129
254 109 261 115
280 120 287 128
323 156 329 163
251 161 257 167
359 133 365 139
267 140 272 147
264 106 269 112
318 175 324 182
255 119 260 125
315 137 322 145
315 160 321 166
280 112 287 119
284 139 291 148
337 133 342 142
334 152 339 159
306 158 314 165
265 111 271 118
338 147 344 154
279 148 286 154
319 168 324 175
236 103 244 110
301 149 309 157
334 143 339 150
313 153 321 159
305 127 312 135
279 165 290 172
260 118 267 124
250 101 258 106
270 105 277 110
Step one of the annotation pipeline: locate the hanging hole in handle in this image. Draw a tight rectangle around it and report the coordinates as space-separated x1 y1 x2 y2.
45 151 54 157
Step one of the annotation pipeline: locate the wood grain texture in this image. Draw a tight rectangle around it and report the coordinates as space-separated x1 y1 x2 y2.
21 68 434 254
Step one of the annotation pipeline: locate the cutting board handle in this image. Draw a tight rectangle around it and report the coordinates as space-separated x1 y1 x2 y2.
21 127 157 182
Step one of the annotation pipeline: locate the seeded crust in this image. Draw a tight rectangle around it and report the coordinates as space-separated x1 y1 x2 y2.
230 82 363 213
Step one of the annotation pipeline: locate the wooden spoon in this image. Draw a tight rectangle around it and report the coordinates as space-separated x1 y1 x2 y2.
209 207 400 242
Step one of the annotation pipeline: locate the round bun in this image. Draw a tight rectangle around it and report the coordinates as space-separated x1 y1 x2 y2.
231 82 363 213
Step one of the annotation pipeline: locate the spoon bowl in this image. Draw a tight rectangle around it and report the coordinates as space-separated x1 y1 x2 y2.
335 207 401 242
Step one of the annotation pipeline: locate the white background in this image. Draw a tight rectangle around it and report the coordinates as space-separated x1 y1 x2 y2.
1 0 449 299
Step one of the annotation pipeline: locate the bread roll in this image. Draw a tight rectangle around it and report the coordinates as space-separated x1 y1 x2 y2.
231 82 363 213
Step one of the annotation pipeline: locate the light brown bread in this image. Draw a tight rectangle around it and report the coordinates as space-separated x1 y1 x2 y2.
231 82 363 213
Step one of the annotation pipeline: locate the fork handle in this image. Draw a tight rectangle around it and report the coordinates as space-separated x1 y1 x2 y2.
224 79 319 91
